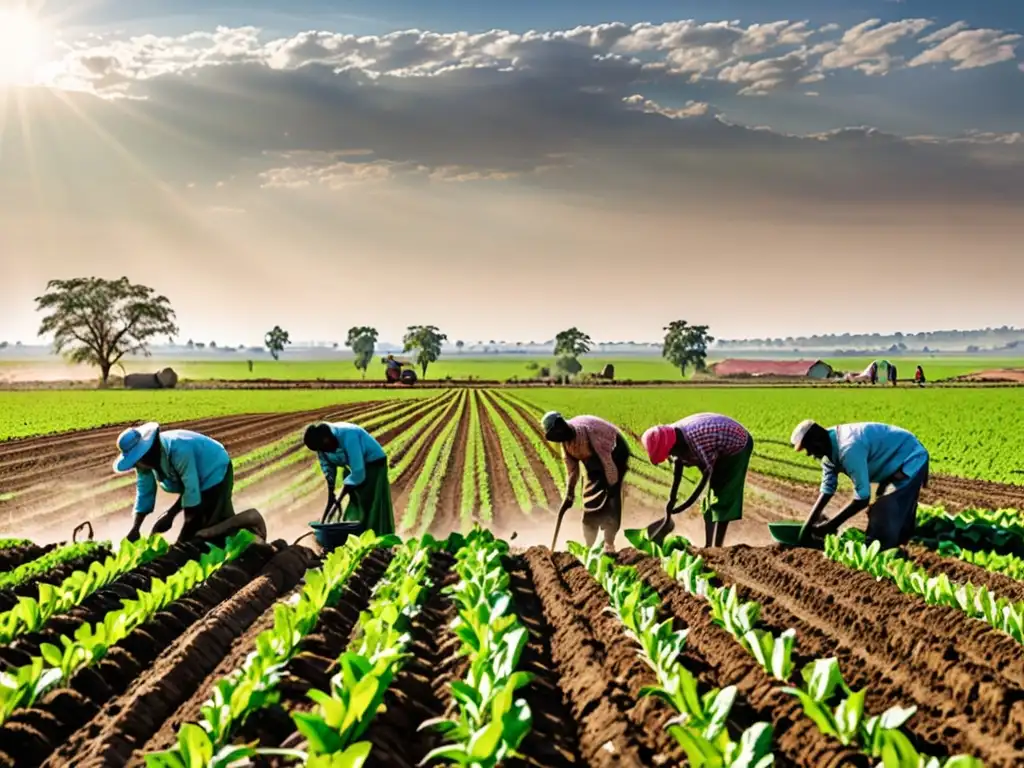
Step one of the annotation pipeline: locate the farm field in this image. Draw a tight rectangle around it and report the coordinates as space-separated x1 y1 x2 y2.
2 354 1022 384
0 387 1021 766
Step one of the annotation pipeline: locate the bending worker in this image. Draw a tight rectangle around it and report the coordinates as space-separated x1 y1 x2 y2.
303 421 395 535
642 413 754 548
542 411 629 553
114 423 264 543
791 419 929 548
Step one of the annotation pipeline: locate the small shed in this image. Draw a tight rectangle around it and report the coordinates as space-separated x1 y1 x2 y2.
711 359 833 379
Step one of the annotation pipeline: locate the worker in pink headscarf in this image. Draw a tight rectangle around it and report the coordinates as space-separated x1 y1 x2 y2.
641 413 754 547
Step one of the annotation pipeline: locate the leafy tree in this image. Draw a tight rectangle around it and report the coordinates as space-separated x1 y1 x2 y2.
554 327 593 357
186 339 194 350
662 320 714 377
265 326 291 361
35 277 178 387
346 326 379 378
209 341 217 348
403 325 448 377
456 340 464 354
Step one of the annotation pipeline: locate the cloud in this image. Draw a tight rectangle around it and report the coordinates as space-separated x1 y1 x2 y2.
2 16 1022 212
816 18 933 75
909 27 1022 70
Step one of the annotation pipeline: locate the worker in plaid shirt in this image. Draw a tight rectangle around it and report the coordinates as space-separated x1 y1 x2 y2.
642 413 754 547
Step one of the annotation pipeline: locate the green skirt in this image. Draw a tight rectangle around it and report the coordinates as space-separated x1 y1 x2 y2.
342 458 396 535
701 436 753 523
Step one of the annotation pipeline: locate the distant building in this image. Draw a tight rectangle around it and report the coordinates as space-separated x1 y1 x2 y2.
710 359 833 379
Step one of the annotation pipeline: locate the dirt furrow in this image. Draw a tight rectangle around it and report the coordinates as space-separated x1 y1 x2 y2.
361 550 461 768
46 544 314 767
618 549 868 767
0 545 114 613
0 539 278 768
484 391 560 508
503 553 585 767
430 392 471 537
906 544 1024 604
701 545 1024 766
479 397 531 538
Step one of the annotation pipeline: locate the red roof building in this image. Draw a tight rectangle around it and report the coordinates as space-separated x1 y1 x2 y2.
710 359 833 379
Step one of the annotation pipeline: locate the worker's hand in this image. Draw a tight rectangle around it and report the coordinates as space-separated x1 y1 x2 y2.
125 514 144 543
150 510 177 535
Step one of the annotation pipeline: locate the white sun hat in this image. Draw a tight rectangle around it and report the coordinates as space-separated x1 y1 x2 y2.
113 422 160 473
790 419 817 450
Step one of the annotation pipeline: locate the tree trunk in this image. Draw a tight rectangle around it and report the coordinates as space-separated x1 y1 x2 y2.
100 363 112 388
421 362 428 378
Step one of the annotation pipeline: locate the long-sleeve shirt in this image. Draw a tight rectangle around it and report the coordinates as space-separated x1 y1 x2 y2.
133 430 230 515
563 415 622 493
316 422 387 489
673 413 751 473
820 422 929 501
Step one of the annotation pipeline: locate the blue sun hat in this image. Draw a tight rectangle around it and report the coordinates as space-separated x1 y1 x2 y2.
113 422 160 473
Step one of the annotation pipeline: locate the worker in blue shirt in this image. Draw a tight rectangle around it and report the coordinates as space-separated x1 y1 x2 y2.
303 421 395 535
791 420 929 548
114 422 264 542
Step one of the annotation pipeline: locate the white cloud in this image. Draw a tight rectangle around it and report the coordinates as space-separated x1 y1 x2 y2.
908 28 1022 70
817 18 933 74
718 50 814 94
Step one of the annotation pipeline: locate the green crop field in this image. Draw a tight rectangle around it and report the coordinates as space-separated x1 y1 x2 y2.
517 387 1024 485
0 389 434 440
1 354 1021 383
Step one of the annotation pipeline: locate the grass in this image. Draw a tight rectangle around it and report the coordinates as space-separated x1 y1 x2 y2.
0 389 433 441
515 387 1024 486
2 354 1021 384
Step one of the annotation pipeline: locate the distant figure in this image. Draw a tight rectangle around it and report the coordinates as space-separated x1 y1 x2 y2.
384 354 403 383
914 366 926 387
869 362 878 385
888 362 898 386
247 360 254 373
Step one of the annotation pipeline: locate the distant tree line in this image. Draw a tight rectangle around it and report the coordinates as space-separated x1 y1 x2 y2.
719 327 1024 350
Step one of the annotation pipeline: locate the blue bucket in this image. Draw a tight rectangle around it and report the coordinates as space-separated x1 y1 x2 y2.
308 520 365 552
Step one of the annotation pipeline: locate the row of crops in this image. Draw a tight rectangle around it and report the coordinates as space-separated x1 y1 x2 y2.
3 499 1024 765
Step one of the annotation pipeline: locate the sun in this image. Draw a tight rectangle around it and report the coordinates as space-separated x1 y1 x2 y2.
0 8 43 85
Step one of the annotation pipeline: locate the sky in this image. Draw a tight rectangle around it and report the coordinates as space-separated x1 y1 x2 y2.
0 0 1022 347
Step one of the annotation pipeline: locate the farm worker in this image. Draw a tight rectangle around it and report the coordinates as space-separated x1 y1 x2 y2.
915 366 925 386
888 362 898 386
541 411 630 553
791 420 929 549
641 413 754 548
384 354 402 383
303 422 395 535
114 423 262 543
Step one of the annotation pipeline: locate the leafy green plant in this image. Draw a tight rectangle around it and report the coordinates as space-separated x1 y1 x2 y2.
144 530 387 765
0 535 169 645
420 527 534 767
568 539 774 767
0 541 108 591
0 531 254 725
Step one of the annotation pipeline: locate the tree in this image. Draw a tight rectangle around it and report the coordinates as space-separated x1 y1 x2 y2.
186 339 194 350
662 320 714 377
265 326 291 360
209 341 217 349
35 277 178 387
554 327 593 358
346 326 379 378
403 325 448 377
456 340 464 354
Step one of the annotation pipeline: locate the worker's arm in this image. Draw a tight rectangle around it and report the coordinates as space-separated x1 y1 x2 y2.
814 448 872 535
596 430 620 488
127 469 158 541
672 470 708 515
798 459 840 541
561 451 580 510
666 458 685 509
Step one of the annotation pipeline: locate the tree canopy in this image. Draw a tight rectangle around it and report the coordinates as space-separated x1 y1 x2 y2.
265 326 291 360
35 277 178 386
346 326 379 378
662 320 714 377
554 327 592 358
403 325 448 377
